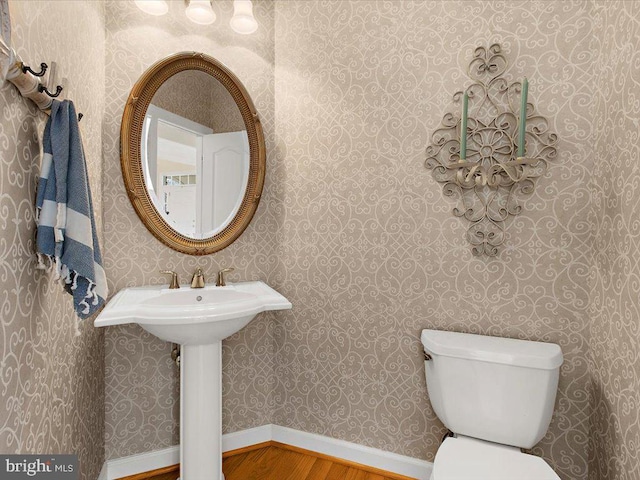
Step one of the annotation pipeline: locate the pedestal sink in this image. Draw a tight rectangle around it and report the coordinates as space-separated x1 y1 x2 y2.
95 281 292 480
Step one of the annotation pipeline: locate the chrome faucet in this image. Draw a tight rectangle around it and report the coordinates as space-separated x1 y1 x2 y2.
191 268 205 288
216 268 235 287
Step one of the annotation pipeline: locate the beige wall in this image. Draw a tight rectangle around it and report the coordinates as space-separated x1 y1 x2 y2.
590 1 640 478
3 1 639 478
0 2 105 479
273 1 593 477
102 0 595 477
102 0 277 459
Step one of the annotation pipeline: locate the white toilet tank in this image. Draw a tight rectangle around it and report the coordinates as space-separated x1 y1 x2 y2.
421 329 563 449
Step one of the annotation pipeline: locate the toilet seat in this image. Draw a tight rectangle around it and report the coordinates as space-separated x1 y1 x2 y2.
431 436 561 480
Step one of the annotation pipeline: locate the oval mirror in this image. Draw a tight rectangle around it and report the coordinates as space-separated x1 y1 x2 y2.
121 52 265 255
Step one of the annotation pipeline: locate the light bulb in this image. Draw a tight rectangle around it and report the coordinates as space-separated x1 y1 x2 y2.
134 0 169 16
230 0 258 34
186 0 217 25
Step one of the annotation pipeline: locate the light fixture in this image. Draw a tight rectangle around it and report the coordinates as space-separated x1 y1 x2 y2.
134 0 169 16
230 0 258 34
185 0 217 25
134 0 258 33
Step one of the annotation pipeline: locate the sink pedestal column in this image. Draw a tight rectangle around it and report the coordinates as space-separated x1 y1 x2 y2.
180 342 224 480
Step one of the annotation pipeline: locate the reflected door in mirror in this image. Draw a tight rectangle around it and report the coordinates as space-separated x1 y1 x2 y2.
142 70 250 239
200 132 249 237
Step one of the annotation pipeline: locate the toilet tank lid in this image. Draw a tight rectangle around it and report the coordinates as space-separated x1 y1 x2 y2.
421 329 563 370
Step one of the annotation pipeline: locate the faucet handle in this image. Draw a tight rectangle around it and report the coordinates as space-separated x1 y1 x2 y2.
216 267 235 287
191 268 206 288
160 270 180 289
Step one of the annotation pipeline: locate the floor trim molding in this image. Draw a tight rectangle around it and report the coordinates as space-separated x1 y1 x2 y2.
271 426 431 480
103 445 179 480
101 425 433 480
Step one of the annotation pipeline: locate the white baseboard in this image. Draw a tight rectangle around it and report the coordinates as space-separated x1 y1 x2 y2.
271 426 432 480
97 461 107 480
102 445 179 480
223 424 273 451
99 424 432 480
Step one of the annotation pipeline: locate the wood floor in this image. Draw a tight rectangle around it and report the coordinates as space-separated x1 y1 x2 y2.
121 442 414 480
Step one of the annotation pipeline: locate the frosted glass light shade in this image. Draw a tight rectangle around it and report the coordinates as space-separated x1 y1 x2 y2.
230 0 258 34
134 0 169 16
186 0 216 25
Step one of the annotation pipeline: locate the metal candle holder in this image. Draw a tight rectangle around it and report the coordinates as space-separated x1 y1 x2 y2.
425 43 557 256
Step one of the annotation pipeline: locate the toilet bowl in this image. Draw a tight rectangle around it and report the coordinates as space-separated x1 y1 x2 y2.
421 329 563 480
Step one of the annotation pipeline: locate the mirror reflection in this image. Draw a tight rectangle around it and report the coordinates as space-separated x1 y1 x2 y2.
142 70 249 239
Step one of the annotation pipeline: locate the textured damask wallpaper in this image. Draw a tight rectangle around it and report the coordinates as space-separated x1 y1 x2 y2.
102 0 594 476
589 1 640 479
273 1 592 478
102 0 278 459
0 2 105 480
100 1 640 478
4 1 638 478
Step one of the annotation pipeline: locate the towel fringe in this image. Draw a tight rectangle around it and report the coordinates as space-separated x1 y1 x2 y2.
36 252 48 270
92 289 99 306
38 251 101 318
61 264 73 285
35 251 87 333
79 280 95 315
53 257 62 280
88 280 99 305
78 299 90 315
84 281 95 300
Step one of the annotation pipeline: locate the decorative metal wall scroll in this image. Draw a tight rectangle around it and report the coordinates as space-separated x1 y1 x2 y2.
425 43 557 256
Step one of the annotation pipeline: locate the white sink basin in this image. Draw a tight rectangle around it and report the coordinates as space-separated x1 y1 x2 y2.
94 280 291 480
94 281 291 344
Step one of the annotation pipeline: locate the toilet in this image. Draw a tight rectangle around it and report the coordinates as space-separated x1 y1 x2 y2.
421 329 563 480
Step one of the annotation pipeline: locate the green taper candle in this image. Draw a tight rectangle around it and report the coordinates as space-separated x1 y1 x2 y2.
518 77 528 157
460 92 468 160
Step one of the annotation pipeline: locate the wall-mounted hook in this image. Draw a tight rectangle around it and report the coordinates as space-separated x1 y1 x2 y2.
8 54 83 120
38 83 63 98
21 61 47 77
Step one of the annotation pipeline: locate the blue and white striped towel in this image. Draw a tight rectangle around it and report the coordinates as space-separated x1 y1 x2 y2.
36 99 107 324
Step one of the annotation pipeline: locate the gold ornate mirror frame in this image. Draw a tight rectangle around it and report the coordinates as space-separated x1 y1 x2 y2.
121 52 265 255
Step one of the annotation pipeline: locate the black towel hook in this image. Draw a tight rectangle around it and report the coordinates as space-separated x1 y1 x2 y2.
38 84 63 98
21 62 48 77
15 59 83 121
